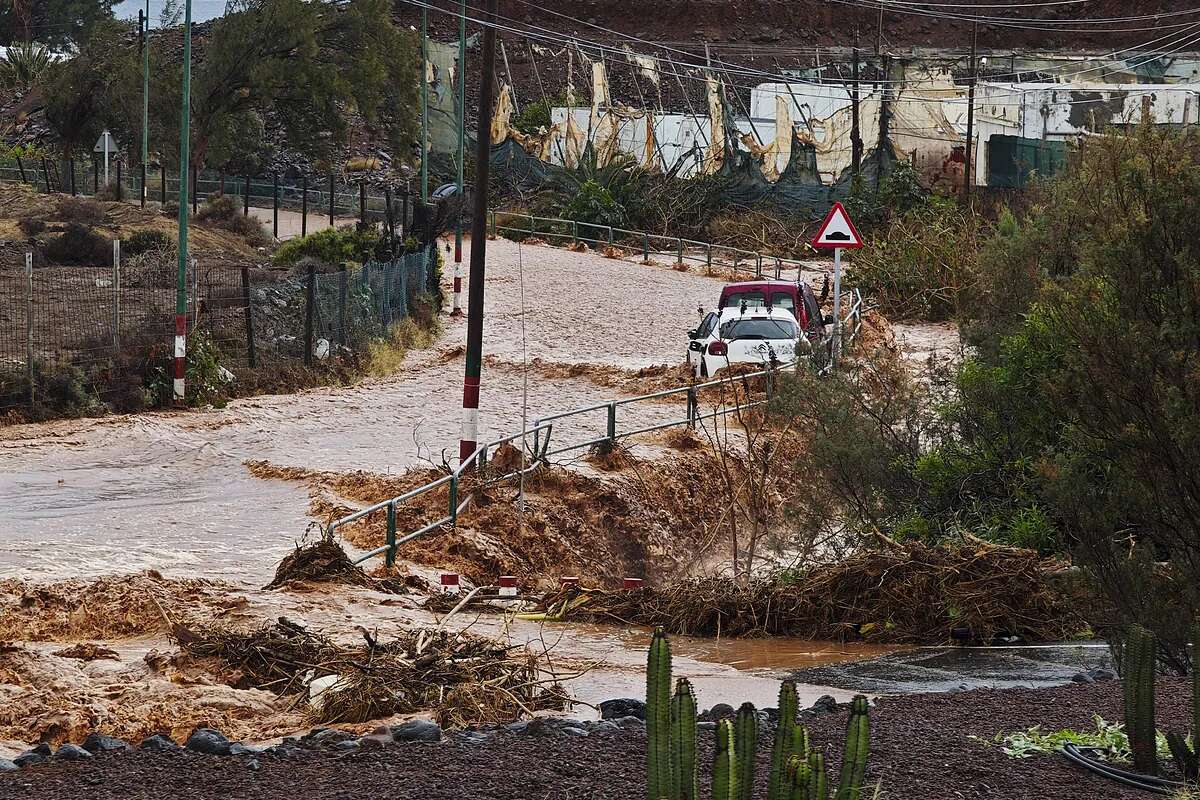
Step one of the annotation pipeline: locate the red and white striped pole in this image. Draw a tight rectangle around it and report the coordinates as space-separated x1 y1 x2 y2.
173 314 186 403
440 572 461 595
498 575 518 597
450 261 463 317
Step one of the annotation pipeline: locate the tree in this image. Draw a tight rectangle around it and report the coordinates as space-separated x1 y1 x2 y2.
0 0 117 48
152 0 419 171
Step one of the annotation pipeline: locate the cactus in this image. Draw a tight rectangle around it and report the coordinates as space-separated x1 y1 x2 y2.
1123 625 1158 775
647 628 673 800
735 703 758 800
1166 621 1200 781
768 682 800 800
834 696 871 800
712 719 739 800
787 755 811 800
670 679 699 800
809 752 829 800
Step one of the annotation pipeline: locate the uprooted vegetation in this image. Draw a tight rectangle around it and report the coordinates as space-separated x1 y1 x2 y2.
172 618 572 728
520 537 1082 644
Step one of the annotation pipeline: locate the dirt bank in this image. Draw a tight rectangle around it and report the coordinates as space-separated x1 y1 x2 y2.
1 679 1191 800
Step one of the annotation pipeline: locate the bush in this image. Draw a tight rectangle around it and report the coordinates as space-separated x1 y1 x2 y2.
122 229 174 257
195 193 270 245
55 196 106 226
17 217 45 237
43 223 112 265
562 180 625 229
273 226 379 267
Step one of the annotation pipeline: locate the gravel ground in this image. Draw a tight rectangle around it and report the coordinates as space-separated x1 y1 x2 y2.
1 680 1189 800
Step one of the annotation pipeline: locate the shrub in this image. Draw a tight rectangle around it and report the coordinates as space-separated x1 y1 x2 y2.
195 193 270 245
55 196 106 226
562 179 625 229
273 226 379 267
122 229 174 257
17 217 45 237
43 223 112 265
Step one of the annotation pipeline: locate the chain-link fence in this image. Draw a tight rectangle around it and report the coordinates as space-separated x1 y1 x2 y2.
0 246 435 421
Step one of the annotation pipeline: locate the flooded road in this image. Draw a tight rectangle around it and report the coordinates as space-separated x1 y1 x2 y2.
0 239 727 582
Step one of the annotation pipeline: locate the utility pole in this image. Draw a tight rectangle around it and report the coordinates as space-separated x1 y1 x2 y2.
174 1 192 405
141 0 149 193
875 1 883 57
420 3 430 205
455 0 466 266
459 0 498 465
851 30 862 178
964 22 978 204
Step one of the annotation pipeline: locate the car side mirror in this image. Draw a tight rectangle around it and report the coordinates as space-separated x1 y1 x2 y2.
687 329 698 339
688 341 704 352
823 313 835 325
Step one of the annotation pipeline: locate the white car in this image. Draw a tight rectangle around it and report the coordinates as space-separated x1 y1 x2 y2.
686 306 809 378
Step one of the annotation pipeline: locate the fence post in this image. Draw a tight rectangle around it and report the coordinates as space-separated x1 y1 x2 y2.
642 234 649 261
304 264 316 366
301 175 308 237
359 182 366 225
71 160 77 196
606 226 613 246
687 386 698 428
489 209 496 237
243 175 250 216
140 163 146 208
337 264 348 346
25 252 33 411
677 238 683 265
241 266 256 369
41 155 50 192
733 253 740 274
160 165 166 207
112 239 121 352
191 165 198 214
606 402 617 443
16 156 26 184
92 156 98 194
328 173 335 228
756 254 762 278
116 160 122 201
385 501 397 568
272 173 279 239
775 258 781 279
572 220 578 244
706 244 712 271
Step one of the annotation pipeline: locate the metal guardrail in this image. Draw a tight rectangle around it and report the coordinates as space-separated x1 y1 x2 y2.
327 290 866 569
488 210 812 280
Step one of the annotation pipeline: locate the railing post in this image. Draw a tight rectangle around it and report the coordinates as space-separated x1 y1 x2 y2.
706 244 712 271
25 252 33 411
448 475 459 524
607 402 617 443
241 266 256 368
301 174 308 237
385 501 397 568
687 386 697 428
572 220 578 244
304 263 315 366
272 172 279 239
16 156 26 184
191 164 198 214
112 239 121 352
160 165 166 207
71 160 77 196
140 163 146 208
328 172 335 228
489 210 497 237
756 254 762 278
643 234 650 261
337 264 348 346
733 253 740 273
116 160 122 201
676 238 683 265
775 257 781 279
606 226 613 246
243 175 250 216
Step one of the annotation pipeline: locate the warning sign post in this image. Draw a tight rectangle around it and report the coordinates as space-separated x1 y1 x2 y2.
811 202 863 365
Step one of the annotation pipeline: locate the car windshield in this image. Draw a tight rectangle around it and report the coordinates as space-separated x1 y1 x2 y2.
724 291 767 308
719 317 798 341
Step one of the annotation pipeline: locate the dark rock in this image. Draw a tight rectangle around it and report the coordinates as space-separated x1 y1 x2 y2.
761 707 781 722
138 735 179 751
53 744 93 761
457 731 491 745
247 758 261 772
15 743 52 768
1089 668 1117 682
810 696 839 714
359 730 394 748
561 726 590 738
333 739 361 751
503 720 530 734
613 716 645 729
138 734 180 751
308 728 356 746
229 743 259 756
0 759 16 771
389 719 442 743
588 720 619 733
185 728 232 756
599 698 646 720
1070 672 1095 684
82 733 131 754
697 721 717 731
704 703 735 720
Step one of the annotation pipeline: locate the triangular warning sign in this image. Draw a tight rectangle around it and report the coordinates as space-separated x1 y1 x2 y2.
811 202 863 249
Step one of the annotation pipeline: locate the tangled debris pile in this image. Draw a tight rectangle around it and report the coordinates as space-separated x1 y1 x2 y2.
522 539 1080 644
265 532 376 590
172 619 571 728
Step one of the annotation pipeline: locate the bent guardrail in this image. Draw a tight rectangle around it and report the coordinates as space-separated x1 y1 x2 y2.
326 287 866 569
